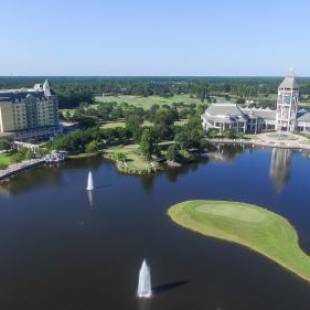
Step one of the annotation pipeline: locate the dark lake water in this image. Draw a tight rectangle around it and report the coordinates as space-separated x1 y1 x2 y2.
0 146 309 310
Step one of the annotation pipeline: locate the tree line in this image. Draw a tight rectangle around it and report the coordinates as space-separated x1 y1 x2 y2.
2 76 310 109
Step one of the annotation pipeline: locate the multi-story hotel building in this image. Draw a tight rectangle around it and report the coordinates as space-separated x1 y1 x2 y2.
0 80 59 140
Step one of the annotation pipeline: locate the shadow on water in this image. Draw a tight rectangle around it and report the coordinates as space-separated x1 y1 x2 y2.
152 279 190 295
136 280 190 310
94 184 113 190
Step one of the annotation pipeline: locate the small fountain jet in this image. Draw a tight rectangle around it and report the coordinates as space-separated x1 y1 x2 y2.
86 171 94 191
137 259 152 298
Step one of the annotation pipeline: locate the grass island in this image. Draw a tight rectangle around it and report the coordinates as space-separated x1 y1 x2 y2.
168 200 310 283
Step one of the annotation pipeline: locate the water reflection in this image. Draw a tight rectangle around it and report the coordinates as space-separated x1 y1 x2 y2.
164 159 209 183
0 166 63 197
139 158 210 190
269 148 292 192
137 299 152 310
140 175 155 192
87 190 94 208
207 144 244 162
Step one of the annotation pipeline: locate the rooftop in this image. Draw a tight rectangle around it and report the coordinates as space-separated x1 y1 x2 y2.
298 112 310 122
279 69 299 90
0 80 53 102
204 103 246 119
242 107 276 120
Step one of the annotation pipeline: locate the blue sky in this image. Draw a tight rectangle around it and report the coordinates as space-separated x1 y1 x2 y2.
1 0 310 76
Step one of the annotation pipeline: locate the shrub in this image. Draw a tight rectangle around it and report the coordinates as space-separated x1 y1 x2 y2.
11 148 33 163
113 152 127 162
139 128 155 161
222 129 236 139
179 149 194 162
166 144 179 161
0 139 11 150
207 128 219 139
85 140 98 153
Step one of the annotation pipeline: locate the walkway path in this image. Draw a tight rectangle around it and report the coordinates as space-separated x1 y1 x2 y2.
207 133 310 150
0 158 45 181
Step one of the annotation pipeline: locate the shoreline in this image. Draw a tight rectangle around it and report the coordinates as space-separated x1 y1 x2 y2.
1 135 309 182
206 134 310 151
0 158 46 183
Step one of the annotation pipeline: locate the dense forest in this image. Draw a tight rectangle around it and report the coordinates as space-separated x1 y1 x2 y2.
1 76 310 109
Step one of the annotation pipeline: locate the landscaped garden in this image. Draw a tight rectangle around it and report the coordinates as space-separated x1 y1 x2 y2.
103 144 159 174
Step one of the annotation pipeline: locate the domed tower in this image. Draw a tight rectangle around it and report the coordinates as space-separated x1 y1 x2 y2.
275 69 299 132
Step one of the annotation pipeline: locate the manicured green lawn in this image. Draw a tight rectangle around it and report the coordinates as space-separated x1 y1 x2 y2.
95 95 203 109
168 200 310 283
0 153 12 169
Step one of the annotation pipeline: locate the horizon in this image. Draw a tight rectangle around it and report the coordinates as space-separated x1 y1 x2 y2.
1 74 310 78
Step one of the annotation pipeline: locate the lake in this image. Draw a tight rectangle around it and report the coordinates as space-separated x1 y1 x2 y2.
0 146 309 310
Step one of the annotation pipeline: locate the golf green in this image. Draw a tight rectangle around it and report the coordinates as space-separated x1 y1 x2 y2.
168 200 310 283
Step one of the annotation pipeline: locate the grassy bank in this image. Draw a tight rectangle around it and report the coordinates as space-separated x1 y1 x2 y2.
168 200 310 283
0 153 12 169
68 152 100 159
103 144 160 174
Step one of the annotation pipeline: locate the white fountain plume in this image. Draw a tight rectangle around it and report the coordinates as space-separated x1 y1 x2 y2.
86 171 94 191
137 259 152 298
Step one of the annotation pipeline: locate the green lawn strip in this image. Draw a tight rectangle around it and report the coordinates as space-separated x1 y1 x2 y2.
95 95 202 108
68 152 100 159
0 153 12 169
168 200 310 283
